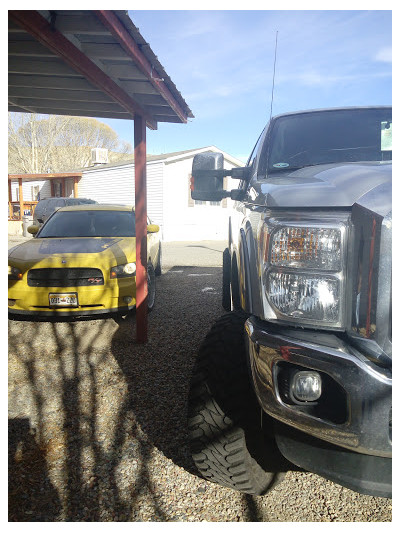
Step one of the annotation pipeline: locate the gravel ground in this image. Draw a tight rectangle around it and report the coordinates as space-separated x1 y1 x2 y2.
8 239 392 522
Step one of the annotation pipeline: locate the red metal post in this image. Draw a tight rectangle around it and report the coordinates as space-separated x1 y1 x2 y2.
134 115 148 343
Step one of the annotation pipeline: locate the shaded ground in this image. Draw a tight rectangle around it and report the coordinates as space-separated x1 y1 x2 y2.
8 240 392 521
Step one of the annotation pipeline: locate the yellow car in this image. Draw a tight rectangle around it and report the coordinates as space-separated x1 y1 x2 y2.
8 204 161 318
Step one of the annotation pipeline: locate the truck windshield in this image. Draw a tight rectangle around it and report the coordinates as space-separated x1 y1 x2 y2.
266 108 392 173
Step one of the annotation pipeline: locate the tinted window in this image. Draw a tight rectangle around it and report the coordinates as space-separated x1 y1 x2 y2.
38 210 136 238
34 200 48 219
265 108 392 173
49 199 66 209
65 198 96 206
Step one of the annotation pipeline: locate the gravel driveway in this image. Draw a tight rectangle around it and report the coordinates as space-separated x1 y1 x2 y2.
8 240 392 522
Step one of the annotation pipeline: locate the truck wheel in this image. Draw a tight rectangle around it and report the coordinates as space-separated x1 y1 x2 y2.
188 311 285 495
222 248 231 311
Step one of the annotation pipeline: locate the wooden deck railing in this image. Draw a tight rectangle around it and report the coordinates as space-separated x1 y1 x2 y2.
8 201 38 221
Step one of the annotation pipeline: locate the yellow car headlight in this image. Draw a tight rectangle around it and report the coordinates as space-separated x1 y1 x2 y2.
8 265 22 280
110 263 136 278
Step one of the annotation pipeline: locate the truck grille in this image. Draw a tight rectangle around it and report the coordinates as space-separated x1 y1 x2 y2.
27 268 104 287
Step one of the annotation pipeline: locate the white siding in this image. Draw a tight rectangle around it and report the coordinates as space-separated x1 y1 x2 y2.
146 162 164 232
10 179 51 202
79 161 165 235
79 164 136 204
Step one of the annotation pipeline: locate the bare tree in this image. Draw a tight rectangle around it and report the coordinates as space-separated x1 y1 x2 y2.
8 113 133 173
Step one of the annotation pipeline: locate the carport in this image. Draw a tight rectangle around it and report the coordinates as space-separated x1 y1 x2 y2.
8 10 193 342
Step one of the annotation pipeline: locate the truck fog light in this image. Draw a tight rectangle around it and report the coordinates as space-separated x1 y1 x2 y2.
123 296 133 304
291 371 322 402
8 299 16 306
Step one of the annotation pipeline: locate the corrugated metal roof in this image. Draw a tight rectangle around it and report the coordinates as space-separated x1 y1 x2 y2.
8 10 193 128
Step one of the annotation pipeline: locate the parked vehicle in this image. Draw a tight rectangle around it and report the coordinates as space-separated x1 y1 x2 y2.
8 204 162 317
188 106 392 498
33 197 97 226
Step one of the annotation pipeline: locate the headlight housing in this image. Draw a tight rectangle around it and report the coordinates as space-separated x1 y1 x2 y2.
260 213 349 330
8 265 22 280
110 262 136 278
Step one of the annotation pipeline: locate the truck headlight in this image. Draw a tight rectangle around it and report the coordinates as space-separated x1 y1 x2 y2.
110 262 136 278
260 214 349 329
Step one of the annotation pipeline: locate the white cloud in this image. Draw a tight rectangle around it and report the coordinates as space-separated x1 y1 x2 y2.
374 47 392 63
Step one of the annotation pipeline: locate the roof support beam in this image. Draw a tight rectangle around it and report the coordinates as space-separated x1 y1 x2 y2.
8 10 157 130
134 114 148 343
95 10 188 124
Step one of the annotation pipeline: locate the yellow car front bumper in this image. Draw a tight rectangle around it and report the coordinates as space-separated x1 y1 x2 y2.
8 276 137 317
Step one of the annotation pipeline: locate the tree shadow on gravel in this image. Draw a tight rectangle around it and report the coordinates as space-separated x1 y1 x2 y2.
8 315 169 521
8 418 62 521
110 266 224 477
8 263 293 522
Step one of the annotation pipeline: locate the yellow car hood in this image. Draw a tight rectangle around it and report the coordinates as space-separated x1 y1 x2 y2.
9 237 136 270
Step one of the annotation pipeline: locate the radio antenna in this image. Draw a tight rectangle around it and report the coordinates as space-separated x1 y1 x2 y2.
269 31 279 121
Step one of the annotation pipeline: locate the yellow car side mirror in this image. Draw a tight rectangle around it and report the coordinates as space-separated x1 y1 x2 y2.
27 225 40 235
147 224 160 234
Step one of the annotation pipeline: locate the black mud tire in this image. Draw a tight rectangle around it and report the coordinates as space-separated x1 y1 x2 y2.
155 243 162 276
222 248 231 312
188 311 285 495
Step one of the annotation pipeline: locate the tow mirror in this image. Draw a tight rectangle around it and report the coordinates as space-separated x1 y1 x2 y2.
191 152 250 202
191 152 226 202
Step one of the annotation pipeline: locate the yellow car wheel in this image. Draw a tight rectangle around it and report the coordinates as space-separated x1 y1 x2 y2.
147 263 156 311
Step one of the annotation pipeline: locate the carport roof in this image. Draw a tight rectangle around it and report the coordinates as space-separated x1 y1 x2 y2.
8 10 194 130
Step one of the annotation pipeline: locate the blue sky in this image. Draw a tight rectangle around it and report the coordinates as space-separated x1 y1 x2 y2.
99 9 392 163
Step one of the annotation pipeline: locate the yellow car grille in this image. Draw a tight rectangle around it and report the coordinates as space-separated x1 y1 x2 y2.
27 268 104 287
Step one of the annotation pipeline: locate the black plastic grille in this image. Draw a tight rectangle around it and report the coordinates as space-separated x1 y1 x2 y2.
27 268 104 287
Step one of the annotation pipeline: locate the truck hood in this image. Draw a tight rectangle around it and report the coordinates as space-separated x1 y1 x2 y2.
256 162 392 209
8 237 136 269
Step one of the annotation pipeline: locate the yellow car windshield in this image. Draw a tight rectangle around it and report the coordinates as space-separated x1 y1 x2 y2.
38 210 136 238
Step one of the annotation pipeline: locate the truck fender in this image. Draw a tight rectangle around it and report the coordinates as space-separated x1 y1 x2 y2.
238 226 263 316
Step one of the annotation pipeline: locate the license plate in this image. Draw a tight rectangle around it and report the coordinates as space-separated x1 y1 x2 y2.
49 293 78 307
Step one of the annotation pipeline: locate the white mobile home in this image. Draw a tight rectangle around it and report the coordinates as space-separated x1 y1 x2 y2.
9 147 244 241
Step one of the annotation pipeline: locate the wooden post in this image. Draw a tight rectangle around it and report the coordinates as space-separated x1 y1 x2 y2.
134 115 148 343
18 178 23 221
61 178 66 197
73 176 78 198
51 180 55 196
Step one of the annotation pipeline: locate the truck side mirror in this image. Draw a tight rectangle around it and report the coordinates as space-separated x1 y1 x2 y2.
191 152 250 202
191 152 227 202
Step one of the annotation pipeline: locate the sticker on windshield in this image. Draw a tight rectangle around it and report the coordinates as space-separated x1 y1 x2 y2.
273 162 290 168
381 121 392 151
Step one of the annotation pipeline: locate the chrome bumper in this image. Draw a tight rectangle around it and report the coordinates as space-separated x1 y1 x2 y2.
245 316 392 457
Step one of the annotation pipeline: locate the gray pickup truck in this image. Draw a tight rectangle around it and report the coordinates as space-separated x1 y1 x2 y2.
188 106 392 498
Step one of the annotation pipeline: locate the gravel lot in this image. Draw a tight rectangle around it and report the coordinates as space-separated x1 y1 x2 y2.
8 239 392 522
